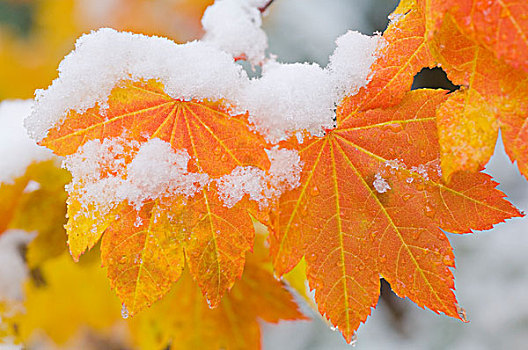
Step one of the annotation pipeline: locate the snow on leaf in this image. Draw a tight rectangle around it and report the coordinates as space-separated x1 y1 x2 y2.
339 0 435 119
35 78 281 314
269 89 522 342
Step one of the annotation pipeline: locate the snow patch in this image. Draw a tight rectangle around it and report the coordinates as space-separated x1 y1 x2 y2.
64 138 209 215
0 100 54 184
327 30 384 100
237 61 335 143
26 28 249 142
202 0 269 64
373 173 391 193
216 146 302 208
65 137 301 213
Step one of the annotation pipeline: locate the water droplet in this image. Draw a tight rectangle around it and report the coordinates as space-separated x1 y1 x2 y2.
121 304 129 319
419 149 427 158
388 123 403 133
379 254 387 263
119 255 127 264
442 254 453 265
310 186 320 196
424 203 436 218
402 194 412 201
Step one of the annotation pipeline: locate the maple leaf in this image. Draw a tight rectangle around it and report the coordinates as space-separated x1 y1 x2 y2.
269 87 522 342
10 236 303 350
11 249 125 346
131 235 305 350
39 79 273 315
411 0 528 180
418 0 528 73
0 160 70 267
340 0 435 115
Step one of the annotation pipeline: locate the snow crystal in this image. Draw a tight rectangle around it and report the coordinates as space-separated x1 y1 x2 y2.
373 173 391 193
0 100 54 184
383 158 405 172
124 139 210 205
237 61 335 143
0 230 35 302
327 30 384 100
216 166 269 208
26 28 249 142
216 147 302 208
64 138 210 213
202 0 269 64
266 147 303 191
411 164 429 181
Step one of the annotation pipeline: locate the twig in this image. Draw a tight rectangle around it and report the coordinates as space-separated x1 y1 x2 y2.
259 0 275 14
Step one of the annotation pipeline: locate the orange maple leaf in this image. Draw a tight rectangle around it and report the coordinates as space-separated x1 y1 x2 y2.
40 79 272 315
269 86 521 341
418 0 528 73
412 0 528 180
131 235 305 350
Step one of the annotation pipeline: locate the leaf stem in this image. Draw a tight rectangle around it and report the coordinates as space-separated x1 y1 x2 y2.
259 0 275 13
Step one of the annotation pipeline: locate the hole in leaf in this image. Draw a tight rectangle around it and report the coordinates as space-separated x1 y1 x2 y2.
412 67 459 92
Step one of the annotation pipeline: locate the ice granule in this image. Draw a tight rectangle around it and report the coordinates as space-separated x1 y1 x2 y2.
373 173 391 193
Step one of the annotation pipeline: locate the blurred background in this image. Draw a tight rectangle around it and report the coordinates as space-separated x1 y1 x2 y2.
0 0 527 349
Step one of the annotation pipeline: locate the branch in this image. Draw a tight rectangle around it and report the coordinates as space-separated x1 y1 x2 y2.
259 0 275 14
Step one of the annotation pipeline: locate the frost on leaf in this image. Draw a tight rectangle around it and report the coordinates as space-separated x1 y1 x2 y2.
269 88 521 342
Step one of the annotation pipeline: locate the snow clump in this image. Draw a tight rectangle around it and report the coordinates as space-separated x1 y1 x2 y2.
202 0 269 65
25 0 386 211
26 28 249 142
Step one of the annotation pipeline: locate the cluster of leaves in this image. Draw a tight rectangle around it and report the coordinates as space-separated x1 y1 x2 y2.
0 160 304 348
0 0 527 348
